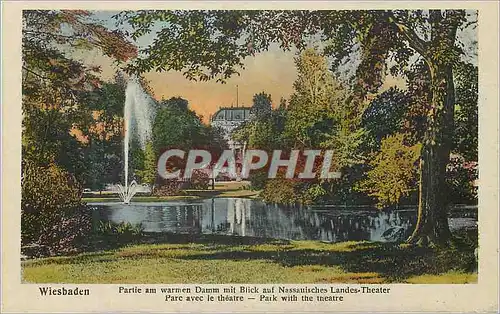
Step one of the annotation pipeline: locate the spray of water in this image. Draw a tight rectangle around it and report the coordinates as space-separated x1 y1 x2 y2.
118 76 156 204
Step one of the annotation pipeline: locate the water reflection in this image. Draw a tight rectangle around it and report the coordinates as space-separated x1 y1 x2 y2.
91 198 476 243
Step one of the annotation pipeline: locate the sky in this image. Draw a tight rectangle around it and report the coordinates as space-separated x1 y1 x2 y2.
74 11 476 123
76 11 299 122
79 46 298 122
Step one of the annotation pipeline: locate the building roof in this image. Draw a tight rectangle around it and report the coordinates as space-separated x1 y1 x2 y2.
211 106 252 122
216 106 252 110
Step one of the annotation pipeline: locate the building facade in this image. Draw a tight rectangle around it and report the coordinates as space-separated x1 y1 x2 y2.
210 107 252 180
210 106 252 151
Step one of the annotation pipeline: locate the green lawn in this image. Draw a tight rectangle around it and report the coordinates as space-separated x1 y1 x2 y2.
83 181 260 203
22 234 477 284
83 195 201 203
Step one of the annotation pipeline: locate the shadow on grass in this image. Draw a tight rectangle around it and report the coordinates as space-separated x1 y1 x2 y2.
87 232 290 250
177 242 475 282
26 231 476 283
25 233 290 266
72 232 477 282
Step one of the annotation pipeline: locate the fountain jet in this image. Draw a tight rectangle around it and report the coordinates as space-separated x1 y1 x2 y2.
116 180 139 204
116 76 156 204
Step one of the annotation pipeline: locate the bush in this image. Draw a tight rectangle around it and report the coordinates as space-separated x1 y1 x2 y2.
356 133 421 208
261 178 304 205
187 169 210 190
91 221 144 247
94 221 143 237
249 170 268 190
154 179 182 196
446 155 478 204
37 207 93 255
303 183 328 204
21 162 91 255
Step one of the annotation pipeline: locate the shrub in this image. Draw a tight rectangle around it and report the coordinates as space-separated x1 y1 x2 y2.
154 179 182 196
21 162 91 255
92 221 144 246
37 207 93 255
446 155 478 204
94 221 143 237
303 183 328 204
261 178 304 205
187 169 210 190
249 170 268 190
356 133 421 208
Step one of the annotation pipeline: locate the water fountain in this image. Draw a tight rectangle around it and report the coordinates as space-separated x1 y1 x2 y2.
116 180 139 204
115 76 156 204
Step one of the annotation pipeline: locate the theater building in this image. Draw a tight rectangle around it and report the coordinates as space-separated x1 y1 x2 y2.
210 106 252 180
210 106 252 151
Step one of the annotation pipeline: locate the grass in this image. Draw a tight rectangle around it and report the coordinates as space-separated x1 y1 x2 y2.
22 233 477 284
405 271 477 284
83 181 260 203
83 195 201 203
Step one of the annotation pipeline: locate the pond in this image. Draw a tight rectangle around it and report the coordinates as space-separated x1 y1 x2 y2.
89 198 477 243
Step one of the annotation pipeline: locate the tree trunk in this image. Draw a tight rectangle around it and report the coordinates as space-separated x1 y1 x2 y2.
406 10 462 246
407 61 456 246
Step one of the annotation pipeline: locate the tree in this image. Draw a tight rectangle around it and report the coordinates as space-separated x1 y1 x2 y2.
233 107 286 151
82 77 128 188
251 92 272 119
117 9 476 245
387 11 469 245
23 10 136 175
152 104 206 153
130 137 145 180
232 104 287 190
285 48 364 170
85 139 107 191
357 133 421 208
158 96 189 111
278 97 288 110
283 48 337 148
205 125 229 155
22 10 136 253
453 62 478 161
136 141 157 192
362 87 410 149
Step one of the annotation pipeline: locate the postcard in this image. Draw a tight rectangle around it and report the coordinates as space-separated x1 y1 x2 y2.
2 1 499 313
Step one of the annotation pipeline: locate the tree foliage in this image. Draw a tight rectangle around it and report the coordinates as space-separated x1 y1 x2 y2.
357 133 421 208
453 62 478 161
285 48 365 170
158 96 189 111
152 99 207 152
284 48 337 148
22 10 136 253
22 162 92 254
115 9 476 245
23 10 136 174
135 141 157 190
251 92 273 119
362 87 410 149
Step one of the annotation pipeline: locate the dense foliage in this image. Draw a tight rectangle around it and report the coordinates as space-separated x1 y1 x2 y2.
21 162 92 254
116 9 477 245
21 10 136 251
356 134 422 208
21 9 478 254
